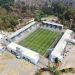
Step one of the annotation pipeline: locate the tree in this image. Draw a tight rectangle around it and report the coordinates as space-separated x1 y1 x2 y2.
34 10 45 22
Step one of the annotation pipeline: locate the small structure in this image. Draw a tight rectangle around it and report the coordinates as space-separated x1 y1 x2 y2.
50 29 73 62
7 42 39 64
0 46 5 53
0 34 5 54
42 21 63 30
0 34 4 43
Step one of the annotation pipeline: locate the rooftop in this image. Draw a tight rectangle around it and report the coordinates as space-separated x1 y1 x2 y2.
51 29 73 58
42 21 63 27
7 42 39 60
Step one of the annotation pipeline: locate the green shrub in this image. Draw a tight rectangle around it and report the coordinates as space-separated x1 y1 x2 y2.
61 69 65 73
69 68 73 72
35 72 41 75
54 70 60 75
7 28 13 32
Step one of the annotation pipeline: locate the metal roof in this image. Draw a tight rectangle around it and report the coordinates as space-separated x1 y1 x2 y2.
51 29 73 58
7 42 39 61
8 21 36 39
42 21 63 27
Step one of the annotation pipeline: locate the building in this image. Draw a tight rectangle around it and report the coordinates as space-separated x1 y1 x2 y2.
42 21 63 30
7 21 37 42
50 29 74 62
7 42 39 64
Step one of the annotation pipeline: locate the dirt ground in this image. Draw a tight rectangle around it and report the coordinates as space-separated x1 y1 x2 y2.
5 69 19 75
0 51 16 60
0 64 8 73
20 60 33 70
41 15 58 22
41 71 51 75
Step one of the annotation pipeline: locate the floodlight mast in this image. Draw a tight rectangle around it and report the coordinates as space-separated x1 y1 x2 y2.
18 19 21 28
70 19 73 29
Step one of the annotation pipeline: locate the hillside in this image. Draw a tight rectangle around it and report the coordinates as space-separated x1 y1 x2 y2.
49 0 75 7
15 0 75 7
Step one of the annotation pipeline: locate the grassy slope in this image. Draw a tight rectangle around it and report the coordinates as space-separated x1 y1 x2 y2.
19 28 59 55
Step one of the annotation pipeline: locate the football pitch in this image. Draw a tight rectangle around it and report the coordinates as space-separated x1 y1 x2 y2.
19 28 59 55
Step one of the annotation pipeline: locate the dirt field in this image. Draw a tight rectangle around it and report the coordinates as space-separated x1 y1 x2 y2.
5 69 19 75
41 71 51 75
0 51 16 60
20 60 33 70
0 64 8 73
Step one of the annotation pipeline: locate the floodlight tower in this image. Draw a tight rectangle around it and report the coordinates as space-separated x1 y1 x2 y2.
70 19 73 29
18 19 21 28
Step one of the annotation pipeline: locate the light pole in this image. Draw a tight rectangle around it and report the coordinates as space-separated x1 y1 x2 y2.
70 19 73 29
18 19 21 28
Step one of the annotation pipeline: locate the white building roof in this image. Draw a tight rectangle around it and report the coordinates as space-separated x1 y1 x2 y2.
68 39 75 44
51 29 73 58
7 42 39 61
8 21 36 39
42 21 63 27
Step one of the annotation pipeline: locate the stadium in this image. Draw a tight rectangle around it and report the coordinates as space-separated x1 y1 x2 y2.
4 20 75 64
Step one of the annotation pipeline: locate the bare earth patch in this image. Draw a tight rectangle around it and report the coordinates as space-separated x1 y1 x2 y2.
0 51 16 60
0 64 8 73
5 69 19 75
20 60 33 70
41 71 51 75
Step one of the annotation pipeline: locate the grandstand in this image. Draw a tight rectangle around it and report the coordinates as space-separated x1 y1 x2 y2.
42 21 63 30
50 29 74 62
7 42 39 64
7 21 37 42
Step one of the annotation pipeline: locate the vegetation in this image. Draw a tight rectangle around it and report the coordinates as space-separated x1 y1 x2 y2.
19 28 59 55
61 68 75 73
35 66 75 75
0 0 22 31
0 8 20 31
39 2 75 30
35 66 61 75
0 0 75 31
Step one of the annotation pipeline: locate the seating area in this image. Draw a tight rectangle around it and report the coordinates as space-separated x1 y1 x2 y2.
7 21 37 42
41 21 63 30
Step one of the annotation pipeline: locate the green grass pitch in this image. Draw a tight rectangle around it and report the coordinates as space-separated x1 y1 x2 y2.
19 28 59 55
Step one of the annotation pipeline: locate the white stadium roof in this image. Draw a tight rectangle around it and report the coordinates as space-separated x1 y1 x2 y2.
42 21 63 27
8 21 36 39
7 42 39 62
51 29 73 61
